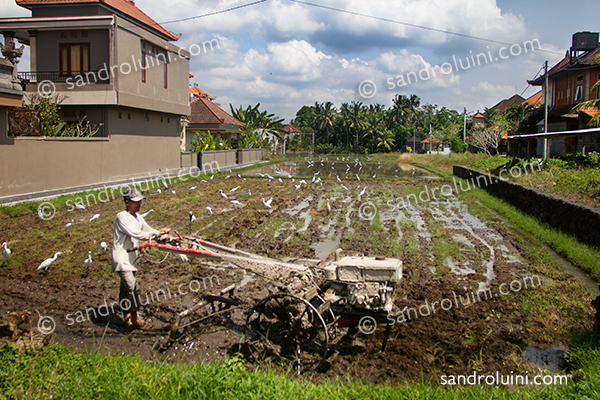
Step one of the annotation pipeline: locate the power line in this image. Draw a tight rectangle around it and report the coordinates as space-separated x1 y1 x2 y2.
159 0 268 25
289 0 563 56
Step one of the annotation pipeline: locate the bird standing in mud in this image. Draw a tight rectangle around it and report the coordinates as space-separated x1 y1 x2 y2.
2 242 10 260
189 211 197 224
84 251 92 268
37 252 61 271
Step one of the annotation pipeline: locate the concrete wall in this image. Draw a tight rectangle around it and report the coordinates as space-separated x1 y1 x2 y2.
198 150 236 172
36 28 110 73
114 16 189 116
0 133 180 198
238 148 263 164
453 165 600 249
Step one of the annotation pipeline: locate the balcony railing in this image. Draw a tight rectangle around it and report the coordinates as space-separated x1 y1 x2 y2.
17 71 109 84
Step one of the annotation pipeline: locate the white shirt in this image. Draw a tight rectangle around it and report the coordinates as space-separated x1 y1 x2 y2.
112 210 159 272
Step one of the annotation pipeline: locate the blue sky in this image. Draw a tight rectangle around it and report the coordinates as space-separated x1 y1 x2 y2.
2 0 598 122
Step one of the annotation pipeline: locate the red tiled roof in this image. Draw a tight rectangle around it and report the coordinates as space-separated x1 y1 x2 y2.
282 125 301 133
524 90 542 106
491 94 525 112
189 86 215 101
529 45 600 85
15 0 179 41
473 112 485 119
189 97 244 127
421 136 442 144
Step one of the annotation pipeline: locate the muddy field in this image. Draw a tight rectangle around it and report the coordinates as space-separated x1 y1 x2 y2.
0 159 594 385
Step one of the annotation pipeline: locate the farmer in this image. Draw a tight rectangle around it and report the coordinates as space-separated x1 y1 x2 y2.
112 188 170 329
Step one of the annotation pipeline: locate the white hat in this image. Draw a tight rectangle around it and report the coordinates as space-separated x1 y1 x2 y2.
123 188 145 202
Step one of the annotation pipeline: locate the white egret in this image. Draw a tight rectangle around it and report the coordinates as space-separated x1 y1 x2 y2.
2 242 11 260
157 189 162 193
100 242 108 251
262 197 273 209
84 251 92 268
356 174 361 181
89 213 100 222
178 254 189 262
230 200 243 206
171 190 177 195
65 219 74 228
230 186 240 192
220 189 228 199
206 206 213 215
75 202 86 210
336 175 341 182
189 186 197 190
37 252 61 270
341 184 349 191
189 211 196 224
326 200 331 212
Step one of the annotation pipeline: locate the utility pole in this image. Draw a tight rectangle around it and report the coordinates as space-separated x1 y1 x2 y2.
543 60 549 159
463 108 467 142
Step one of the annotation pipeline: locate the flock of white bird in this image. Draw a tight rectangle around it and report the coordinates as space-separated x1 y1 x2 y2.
7 158 381 272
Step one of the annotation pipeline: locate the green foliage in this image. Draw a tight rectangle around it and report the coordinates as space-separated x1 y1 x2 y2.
230 103 284 141
21 94 102 137
190 130 230 151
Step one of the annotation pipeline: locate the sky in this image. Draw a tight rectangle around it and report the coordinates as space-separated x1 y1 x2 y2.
2 0 599 122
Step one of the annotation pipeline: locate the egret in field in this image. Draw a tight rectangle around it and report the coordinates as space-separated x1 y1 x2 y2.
262 197 273 209
140 209 154 218
171 190 176 195
37 252 61 271
372 174 377 179
356 174 361 181
189 211 197 224
248 189 252 196
358 187 367 199
341 184 349 191
206 206 213 215
230 186 240 192
189 186 197 190
100 242 108 251
278 178 283 183
178 254 189 262
84 251 92 268
336 175 341 182
295 183 302 190
200 179 207 183
75 202 86 210
89 213 100 222
326 200 331 213
157 189 162 194
219 189 228 199
2 242 11 260
65 219 74 228
162 179 169 189
210 175 214 180
230 200 243 206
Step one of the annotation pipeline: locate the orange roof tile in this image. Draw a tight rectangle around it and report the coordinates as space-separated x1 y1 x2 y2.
282 125 302 133
524 90 542 105
189 86 215 100
473 112 485 119
421 135 442 144
16 0 179 41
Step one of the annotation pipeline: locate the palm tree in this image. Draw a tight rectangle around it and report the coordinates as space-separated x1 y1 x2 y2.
376 130 396 152
314 101 337 145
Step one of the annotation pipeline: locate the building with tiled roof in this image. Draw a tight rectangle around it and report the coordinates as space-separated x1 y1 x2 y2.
521 31 600 157
0 0 191 199
523 90 543 106
491 94 525 113
189 84 216 101
185 96 244 151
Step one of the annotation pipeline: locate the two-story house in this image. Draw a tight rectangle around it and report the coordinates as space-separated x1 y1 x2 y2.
0 0 190 201
527 31 600 156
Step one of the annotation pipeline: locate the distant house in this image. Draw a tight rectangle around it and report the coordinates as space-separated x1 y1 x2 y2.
518 31 600 157
491 94 525 113
421 135 443 153
405 134 423 153
524 90 542 107
472 112 486 129
185 89 244 151
0 0 190 200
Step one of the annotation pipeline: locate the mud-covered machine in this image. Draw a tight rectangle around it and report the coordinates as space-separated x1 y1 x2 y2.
132 232 402 364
